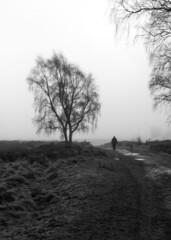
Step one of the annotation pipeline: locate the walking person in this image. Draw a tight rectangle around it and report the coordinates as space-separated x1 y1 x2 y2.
111 136 117 151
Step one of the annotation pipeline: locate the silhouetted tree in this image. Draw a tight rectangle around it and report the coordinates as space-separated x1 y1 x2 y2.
111 0 171 48
149 45 171 123
110 0 171 122
27 53 101 144
136 136 142 145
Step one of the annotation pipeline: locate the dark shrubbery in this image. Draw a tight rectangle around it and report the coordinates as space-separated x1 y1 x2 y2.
30 141 107 160
0 141 107 163
0 150 29 162
34 141 91 159
149 140 171 154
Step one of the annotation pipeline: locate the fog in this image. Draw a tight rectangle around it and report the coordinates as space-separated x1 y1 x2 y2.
0 0 170 142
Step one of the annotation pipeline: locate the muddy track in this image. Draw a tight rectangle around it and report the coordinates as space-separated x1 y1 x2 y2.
117 150 171 240
93 159 142 240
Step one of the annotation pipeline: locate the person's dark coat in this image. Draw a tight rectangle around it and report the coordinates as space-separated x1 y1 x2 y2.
111 136 117 150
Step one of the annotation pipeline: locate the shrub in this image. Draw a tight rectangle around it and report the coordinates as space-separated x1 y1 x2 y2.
0 191 15 203
149 140 171 154
5 175 29 186
47 171 58 181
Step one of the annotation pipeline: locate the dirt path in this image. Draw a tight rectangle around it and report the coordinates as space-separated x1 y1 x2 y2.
114 148 171 240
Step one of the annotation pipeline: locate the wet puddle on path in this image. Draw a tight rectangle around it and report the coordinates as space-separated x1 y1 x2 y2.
116 149 145 161
101 147 145 161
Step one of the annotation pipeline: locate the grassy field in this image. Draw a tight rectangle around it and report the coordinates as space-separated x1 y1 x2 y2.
0 141 171 239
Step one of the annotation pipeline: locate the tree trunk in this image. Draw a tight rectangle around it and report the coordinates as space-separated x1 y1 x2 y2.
67 123 72 144
63 129 68 144
69 131 72 144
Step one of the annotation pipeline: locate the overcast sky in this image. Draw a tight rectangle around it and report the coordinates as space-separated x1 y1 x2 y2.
0 0 170 142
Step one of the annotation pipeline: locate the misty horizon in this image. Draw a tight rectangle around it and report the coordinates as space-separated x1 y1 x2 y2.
0 0 171 142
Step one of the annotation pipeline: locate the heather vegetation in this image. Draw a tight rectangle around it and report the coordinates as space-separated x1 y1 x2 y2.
0 140 171 239
0 141 106 162
148 140 171 154
0 141 109 239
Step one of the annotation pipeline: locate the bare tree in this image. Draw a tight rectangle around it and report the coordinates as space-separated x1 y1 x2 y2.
111 0 171 47
27 53 101 144
149 44 171 122
110 0 171 122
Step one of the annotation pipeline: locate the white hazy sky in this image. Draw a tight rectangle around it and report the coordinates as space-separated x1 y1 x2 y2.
0 0 170 142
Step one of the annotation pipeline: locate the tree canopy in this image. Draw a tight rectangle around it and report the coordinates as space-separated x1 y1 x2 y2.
111 0 171 123
27 53 101 143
